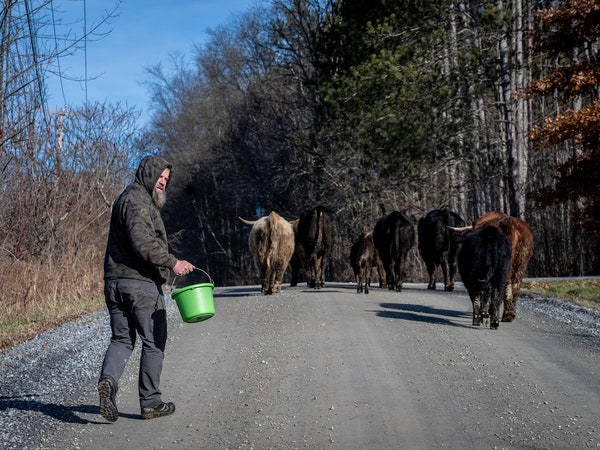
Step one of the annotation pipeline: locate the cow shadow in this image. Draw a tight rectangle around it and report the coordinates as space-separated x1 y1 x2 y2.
376 303 471 328
213 287 261 297
0 395 137 424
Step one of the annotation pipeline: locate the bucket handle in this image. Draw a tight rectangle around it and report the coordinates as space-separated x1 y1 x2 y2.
169 267 214 292
193 267 214 285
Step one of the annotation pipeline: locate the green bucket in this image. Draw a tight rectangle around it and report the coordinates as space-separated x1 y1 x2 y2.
172 269 215 323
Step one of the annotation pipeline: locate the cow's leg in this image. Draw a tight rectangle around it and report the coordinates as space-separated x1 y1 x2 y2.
260 265 270 294
472 293 481 326
395 258 405 292
290 266 299 287
364 265 370 294
375 255 386 288
501 282 516 322
426 261 436 290
385 264 395 291
480 285 492 328
490 289 500 330
269 263 281 295
355 272 362 293
378 268 386 289
441 260 454 292
357 263 364 293
316 255 325 289
265 268 275 295
308 259 317 288
273 262 285 293
391 260 401 292
504 255 529 321
271 264 280 294
446 260 457 292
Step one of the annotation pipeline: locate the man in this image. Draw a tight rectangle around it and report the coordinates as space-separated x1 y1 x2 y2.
98 155 194 421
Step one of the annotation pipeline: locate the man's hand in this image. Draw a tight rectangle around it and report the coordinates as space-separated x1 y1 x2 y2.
173 260 195 277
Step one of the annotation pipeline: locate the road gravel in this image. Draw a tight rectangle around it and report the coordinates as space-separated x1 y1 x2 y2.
1 282 599 449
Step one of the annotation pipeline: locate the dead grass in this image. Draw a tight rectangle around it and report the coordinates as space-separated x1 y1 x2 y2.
0 254 105 353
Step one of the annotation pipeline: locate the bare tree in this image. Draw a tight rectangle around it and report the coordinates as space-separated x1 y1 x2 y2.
1 0 121 150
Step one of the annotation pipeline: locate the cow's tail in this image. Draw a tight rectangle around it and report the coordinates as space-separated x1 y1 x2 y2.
483 227 502 283
315 208 324 253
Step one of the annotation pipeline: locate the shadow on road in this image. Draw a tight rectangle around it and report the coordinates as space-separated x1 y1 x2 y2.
0 395 137 424
375 303 472 328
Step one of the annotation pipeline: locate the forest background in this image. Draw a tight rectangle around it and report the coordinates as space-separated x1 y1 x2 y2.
1 0 599 346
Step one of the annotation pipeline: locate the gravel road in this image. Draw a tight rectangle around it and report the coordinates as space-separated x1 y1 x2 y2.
1 282 599 449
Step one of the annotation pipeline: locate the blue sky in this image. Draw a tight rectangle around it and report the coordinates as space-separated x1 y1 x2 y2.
46 0 255 125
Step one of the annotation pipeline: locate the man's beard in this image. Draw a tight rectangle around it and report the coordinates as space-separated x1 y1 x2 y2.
152 190 167 208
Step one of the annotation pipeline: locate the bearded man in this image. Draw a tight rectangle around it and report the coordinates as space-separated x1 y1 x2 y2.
98 155 194 421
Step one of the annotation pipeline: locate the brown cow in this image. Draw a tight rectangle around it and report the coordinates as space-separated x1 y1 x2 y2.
240 211 295 295
472 211 534 322
350 231 374 294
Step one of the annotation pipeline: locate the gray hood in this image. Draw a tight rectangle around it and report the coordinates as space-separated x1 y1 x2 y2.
135 155 173 195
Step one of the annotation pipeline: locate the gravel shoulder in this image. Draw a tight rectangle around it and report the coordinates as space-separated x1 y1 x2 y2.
1 282 599 449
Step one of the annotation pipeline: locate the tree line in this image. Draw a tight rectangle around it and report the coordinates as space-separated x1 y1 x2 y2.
0 0 598 321
150 0 599 286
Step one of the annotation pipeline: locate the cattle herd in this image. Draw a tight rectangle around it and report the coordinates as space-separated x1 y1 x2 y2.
240 206 534 330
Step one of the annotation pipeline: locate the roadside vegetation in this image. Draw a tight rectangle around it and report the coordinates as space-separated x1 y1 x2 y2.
522 278 600 310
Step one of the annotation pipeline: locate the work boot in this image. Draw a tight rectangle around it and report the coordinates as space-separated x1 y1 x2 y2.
98 377 118 422
141 401 176 420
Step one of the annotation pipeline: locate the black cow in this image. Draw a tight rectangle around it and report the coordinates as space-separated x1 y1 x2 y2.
372 211 415 292
472 211 534 322
457 225 512 330
290 205 338 289
350 231 374 294
418 208 465 292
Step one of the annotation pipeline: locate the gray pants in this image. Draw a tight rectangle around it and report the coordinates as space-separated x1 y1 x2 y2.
100 278 167 409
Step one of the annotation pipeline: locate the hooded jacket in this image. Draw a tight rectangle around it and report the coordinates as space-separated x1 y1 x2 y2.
104 156 178 284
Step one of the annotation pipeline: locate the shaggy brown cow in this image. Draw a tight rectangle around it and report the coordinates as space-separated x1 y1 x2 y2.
290 205 338 289
240 211 295 295
472 211 534 322
350 231 374 294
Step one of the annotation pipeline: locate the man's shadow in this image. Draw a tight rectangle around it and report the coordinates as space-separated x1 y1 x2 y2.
0 395 137 423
